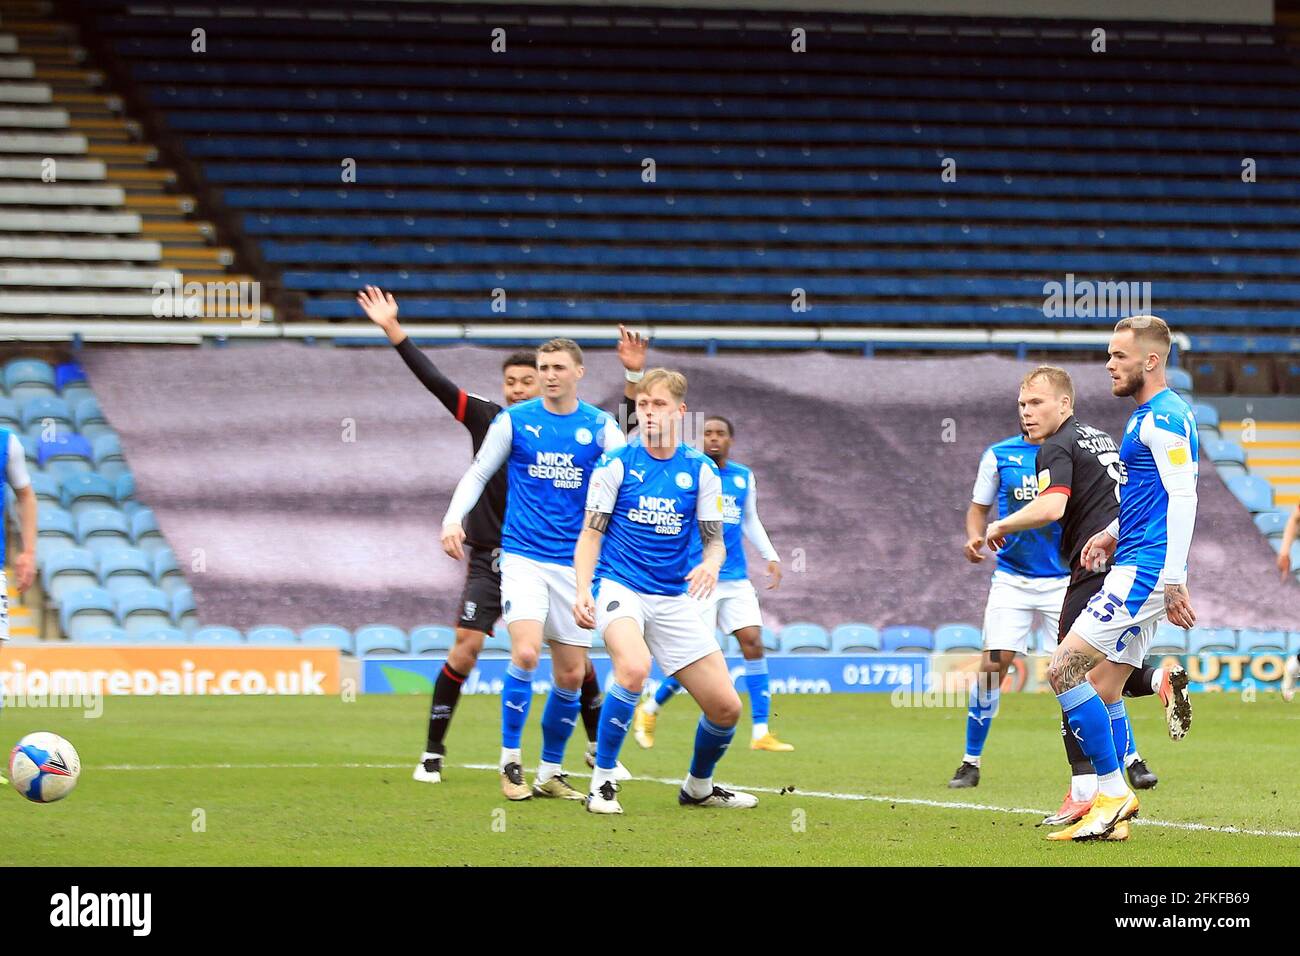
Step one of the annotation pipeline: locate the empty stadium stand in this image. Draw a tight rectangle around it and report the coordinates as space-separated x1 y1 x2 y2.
0 0 266 333
22 1 1295 352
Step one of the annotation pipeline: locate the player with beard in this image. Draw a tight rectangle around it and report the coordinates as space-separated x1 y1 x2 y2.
984 365 1190 837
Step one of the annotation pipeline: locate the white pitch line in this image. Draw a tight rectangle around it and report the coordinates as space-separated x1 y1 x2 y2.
93 761 1300 840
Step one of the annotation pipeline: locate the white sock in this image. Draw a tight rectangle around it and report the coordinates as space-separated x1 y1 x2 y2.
499 747 521 771
536 760 561 784
684 773 713 799
962 754 981 767
1150 668 1164 695
1124 751 1141 768
590 766 617 794
1071 773 1098 802
642 699 660 716
751 722 769 740
1098 769 1129 799
1286 657 1300 678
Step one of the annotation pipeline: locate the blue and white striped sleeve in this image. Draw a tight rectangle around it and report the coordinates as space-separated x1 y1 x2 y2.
1141 412 1198 585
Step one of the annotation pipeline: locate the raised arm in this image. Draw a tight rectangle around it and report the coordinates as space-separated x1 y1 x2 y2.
966 447 997 563
440 412 513 559
613 325 648 433
358 285 466 417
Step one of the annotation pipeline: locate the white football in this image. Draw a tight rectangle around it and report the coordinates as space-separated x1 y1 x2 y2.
9 732 81 803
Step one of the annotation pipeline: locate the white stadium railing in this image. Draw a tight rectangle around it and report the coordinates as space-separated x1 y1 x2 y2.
0 238 161 260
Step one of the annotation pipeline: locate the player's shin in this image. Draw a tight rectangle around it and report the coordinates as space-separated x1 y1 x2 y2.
964 676 1000 765
1122 665 1160 698
579 664 603 742
427 664 467 755
592 683 639 791
1057 682 1126 797
744 658 771 738
537 685 582 782
1107 700 1130 775
500 663 535 766
645 675 680 714
685 715 736 799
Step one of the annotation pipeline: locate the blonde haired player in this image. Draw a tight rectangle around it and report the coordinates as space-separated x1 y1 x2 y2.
575 369 757 814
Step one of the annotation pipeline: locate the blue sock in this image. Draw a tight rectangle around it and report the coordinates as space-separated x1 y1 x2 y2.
540 685 581 765
689 716 736 780
1057 682 1120 777
653 676 680 707
595 683 639 771
964 681 1000 758
1124 710 1137 761
744 658 770 726
1108 700 1131 769
501 663 534 749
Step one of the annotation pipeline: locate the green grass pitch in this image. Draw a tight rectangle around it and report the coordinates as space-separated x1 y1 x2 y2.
1 693 1295 865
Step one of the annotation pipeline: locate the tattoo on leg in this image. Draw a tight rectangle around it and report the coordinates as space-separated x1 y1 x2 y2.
1052 647 1095 691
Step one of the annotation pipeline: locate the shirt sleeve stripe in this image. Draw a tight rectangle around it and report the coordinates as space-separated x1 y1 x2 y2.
1043 485 1072 497
454 389 468 423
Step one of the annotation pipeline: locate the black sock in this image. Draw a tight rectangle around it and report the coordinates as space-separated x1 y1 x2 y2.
579 665 603 744
1122 666 1158 699
426 663 467 755
1061 712 1093 777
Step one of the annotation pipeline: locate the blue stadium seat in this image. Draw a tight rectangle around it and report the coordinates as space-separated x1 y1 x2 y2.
77 508 132 555
54 361 85 392
73 398 113 440
131 509 167 554
38 433 93 477
29 472 61 506
481 624 511 656
1225 475 1274 513
59 586 116 640
881 626 934 653
1166 367 1193 391
353 625 408 656
1237 629 1288 653
1190 403 1219 432
4 359 56 403
933 623 984 653
1213 462 1248 483
0 397 19 431
247 625 299 646
117 588 174 638
1149 622 1189 655
410 625 456 655
172 586 198 632
760 626 779 652
720 631 741 655
99 548 154 598
41 548 99 602
20 396 72 431
1255 511 1289 539
153 548 186 594
136 627 188 644
1203 438 1247 466
300 624 353 653
115 472 136 504
17 434 36 464
1290 632 1300 656
92 433 128 479
37 504 78 554
192 626 244 645
61 472 116 517
76 627 129 644
777 623 831 653
1188 627 1238 655
830 623 881 653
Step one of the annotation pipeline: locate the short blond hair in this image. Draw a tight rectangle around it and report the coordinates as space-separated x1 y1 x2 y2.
637 367 688 402
537 338 583 365
1021 365 1075 405
1114 314 1171 358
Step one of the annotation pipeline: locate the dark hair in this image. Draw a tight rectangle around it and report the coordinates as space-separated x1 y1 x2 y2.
705 415 734 437
501 351 537 373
